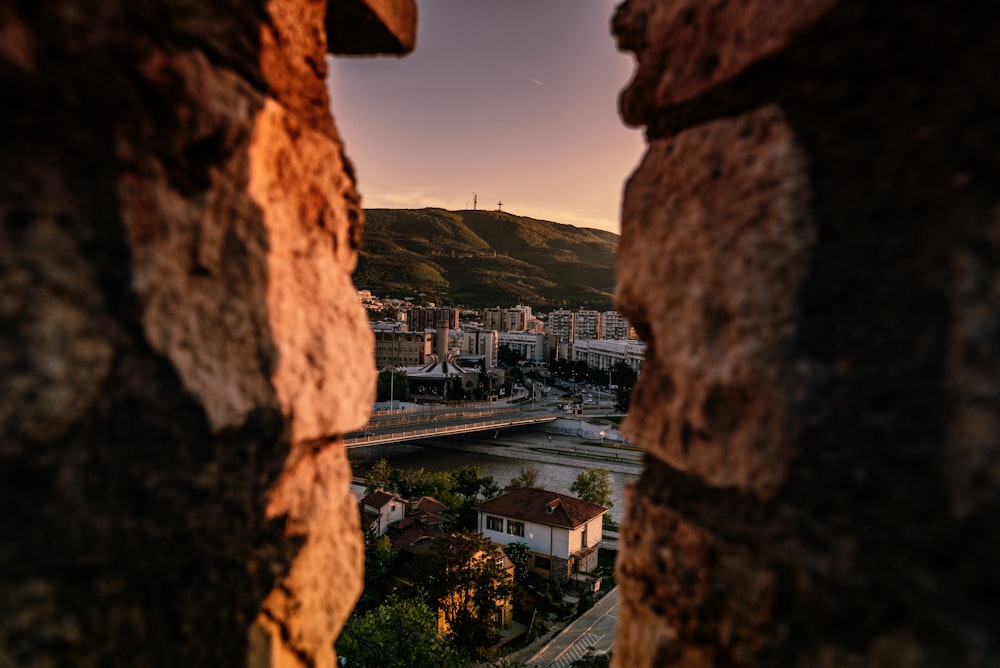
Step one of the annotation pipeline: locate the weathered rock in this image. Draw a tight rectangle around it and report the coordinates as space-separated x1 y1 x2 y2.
617 104 814 499
614 0 1000 666
613 0 837 126
0 0 414 666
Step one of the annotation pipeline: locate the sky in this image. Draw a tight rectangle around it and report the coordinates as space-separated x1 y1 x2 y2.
326 0 645 234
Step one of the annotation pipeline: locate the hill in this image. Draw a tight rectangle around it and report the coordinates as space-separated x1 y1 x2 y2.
355 208 619 310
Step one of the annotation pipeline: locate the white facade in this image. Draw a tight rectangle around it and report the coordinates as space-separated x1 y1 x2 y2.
601 310 633 340
547 309 574 342
462 329 499 369
575 309 602 340
478 514 603 569
571 338 646 373
498 331 548 363
361 491 406 537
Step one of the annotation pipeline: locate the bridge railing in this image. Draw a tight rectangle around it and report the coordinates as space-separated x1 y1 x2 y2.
344 414 557 448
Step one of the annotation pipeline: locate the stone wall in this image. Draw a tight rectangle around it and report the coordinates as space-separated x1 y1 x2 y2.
0 1 414 666
4 1 998 667
613 1 999 666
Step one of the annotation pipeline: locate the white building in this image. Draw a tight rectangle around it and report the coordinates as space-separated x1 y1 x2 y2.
575 309 602 340
601 310 634 340
360 489 406 537
476 487 607 581
570 338 646 373
546 309 574 343
497 331 552 364
462 329 499 369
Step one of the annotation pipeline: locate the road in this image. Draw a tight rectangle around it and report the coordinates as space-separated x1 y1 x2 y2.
525 586 619 667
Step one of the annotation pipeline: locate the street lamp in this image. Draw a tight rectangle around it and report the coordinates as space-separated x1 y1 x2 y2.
599 430 605 444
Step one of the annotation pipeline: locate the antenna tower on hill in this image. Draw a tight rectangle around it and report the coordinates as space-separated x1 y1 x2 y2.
497 201 503 212
473 192 477 210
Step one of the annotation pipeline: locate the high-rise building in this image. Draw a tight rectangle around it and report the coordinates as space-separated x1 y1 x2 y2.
575 309 602 341
483 307 504 332
409 307 459 332
601 310 633 340
483 304 533 332
547 308 574 343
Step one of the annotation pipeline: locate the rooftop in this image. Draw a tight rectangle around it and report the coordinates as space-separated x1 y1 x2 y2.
475 487 607 529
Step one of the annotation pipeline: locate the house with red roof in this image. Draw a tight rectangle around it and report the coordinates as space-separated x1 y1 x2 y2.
385 496 450 551
360 489 406 537
475 487 607 582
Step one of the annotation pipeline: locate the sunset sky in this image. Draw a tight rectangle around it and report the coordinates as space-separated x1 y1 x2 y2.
326 0 645 234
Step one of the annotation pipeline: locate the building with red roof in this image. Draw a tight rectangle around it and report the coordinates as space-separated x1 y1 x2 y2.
475 487 607 582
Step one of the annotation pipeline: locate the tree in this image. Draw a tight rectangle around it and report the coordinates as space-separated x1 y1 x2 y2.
570 469 614 509
503 542 530 583
508 464 539 490
364 534 396 593
413 531 514 656
365 458 393 494
609 361 637 413
497 344 524 367
335 594 467 668
376 368 410 403
453 465 503 530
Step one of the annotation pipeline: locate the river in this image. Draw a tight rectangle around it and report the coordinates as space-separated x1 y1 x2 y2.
347 436 640 523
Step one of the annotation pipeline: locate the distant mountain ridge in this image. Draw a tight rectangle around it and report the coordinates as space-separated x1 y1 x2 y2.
356 208 619 310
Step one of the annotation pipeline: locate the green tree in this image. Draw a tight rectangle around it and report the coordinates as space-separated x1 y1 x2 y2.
414 531 514 657
609 362 637 413
364 534 396 593
570 469 614 509
376 369 410 403
508 464 539 490
364 458 393 494
335 594 467 668
503 542 530 583
453 466 502 530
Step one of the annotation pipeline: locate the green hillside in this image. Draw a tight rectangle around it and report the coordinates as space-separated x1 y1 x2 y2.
356 208 618 310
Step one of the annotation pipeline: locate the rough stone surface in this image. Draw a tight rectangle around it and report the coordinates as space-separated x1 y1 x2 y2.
617 105 814 499
613 0 837 126
614 1 1000 666
0 0 413 666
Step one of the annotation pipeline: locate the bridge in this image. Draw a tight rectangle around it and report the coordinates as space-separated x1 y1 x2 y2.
343 404 558 448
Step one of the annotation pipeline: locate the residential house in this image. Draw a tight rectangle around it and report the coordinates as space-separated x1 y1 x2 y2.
475 487 607 582
386 496 450 551
360 489 406 537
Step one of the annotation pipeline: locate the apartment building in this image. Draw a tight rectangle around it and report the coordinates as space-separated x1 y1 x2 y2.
575 309 602 341
570 338 645 373
601 310 634 340
374 330 434 369
546 308 574 343
461 329 499 369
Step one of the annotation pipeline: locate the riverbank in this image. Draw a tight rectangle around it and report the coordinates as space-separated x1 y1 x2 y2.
416 430 642 475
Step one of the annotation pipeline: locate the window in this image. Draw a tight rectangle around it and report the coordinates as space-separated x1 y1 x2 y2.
486 516 503 532
507 520 525 537
535 555 551 570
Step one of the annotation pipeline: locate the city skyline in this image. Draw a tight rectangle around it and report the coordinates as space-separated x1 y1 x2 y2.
326 0 645 234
